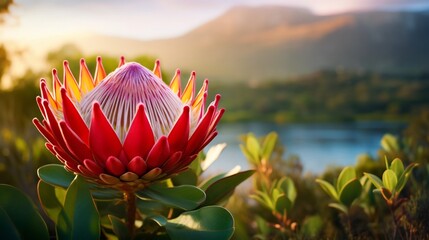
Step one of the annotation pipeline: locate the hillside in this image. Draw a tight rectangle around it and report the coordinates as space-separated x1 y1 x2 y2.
56 6 429 81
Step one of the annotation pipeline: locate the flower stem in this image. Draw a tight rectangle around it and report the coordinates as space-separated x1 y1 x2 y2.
124 191 136 237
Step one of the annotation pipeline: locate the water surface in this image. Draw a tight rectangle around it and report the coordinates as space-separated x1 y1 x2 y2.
206 122 405 174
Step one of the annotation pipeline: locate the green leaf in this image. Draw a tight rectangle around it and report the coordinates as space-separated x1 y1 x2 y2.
275 194 293 214
339 179 362 207
201 170 255 206
301 215 323 238
37 164 75 188
0 207 20 240
246 134 261 162
109 215 130 240
171 169 198 186
279 177 297 204
251 192 273 210
363 173 384 189
381 134 399 152
0 184 49 240
38 180 64 223
90 187 123 200
336 166 356 192
328 203 348 214
56 175 100 240
382 169 398 192
261 132 278 161
199 173 227 191
136 198 167 213
316 179 338 201
138 185 206 210
165 206 234 240
239 145 257 164
390 158 404 177
148 215 168 227
395 163 418 195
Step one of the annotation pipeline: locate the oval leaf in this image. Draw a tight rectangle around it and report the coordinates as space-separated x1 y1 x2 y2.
363 173 384 189
261 132 278 161
166 206 234 240
395 163 418 195
328 203 348 214
171 169 198 186
201 170 255 206
339 179 362 207
279 177 297 204
0 184 49 240
336 166 356 192
37 180 64 223
382 169 398 192
390 158 404 177
275 195 293 214
109 215 130 240
56 175 100 240
316 179 338 201
246 134 261 162
37 164 75 188
0 207 22 240
381 134 399 152
138 185 206 210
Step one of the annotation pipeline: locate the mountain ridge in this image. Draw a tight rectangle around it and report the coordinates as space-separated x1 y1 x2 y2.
68 5 429 82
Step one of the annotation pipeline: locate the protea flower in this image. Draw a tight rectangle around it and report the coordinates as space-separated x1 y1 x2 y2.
33 57 224 191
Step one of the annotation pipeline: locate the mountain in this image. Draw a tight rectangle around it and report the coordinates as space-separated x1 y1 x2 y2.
72 6 429 82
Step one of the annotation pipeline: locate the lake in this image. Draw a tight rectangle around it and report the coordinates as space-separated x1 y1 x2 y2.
206 121 406 174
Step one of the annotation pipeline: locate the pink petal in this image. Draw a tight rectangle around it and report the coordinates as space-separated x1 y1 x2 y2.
61 88 89 144
146 136 170 169
127 156 147 176
89 102 122 164
106 156 126 176
168 106 190 153
123 104 155 160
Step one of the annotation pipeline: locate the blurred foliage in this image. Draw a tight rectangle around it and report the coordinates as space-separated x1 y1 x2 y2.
210 70 429 123
226 111 429 239
0 0 13 21
0 45 10 86
0 0 13 85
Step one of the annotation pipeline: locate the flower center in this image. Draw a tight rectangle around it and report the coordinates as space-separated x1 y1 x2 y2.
80 62 184 141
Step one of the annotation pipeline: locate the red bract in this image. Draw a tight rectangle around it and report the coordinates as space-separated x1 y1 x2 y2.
33 58 224 191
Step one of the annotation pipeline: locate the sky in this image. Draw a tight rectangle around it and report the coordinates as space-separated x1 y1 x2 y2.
3 0 429 42
1 0 428 88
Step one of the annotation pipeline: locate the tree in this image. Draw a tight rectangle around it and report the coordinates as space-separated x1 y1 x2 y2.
0 0 14 86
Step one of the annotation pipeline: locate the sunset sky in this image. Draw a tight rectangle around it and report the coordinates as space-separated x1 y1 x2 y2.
1 0 428 87
3 0 429 42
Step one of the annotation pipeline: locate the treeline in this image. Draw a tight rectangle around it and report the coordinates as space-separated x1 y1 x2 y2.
209 70 429 123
